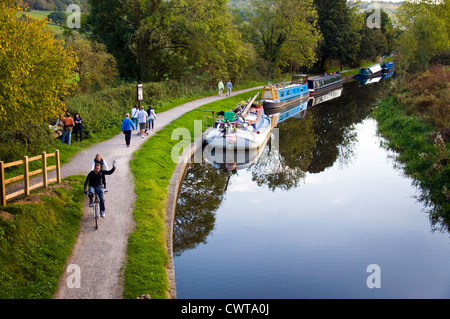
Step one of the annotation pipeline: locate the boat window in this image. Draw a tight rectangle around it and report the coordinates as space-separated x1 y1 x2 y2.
280 91 284 97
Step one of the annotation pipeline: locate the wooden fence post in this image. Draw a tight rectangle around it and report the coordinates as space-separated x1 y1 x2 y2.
0 161 5 206
24 156 29 196
56 149 61 183
42 151 48 188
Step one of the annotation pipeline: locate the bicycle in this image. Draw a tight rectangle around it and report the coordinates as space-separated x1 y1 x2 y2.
90 189 107 230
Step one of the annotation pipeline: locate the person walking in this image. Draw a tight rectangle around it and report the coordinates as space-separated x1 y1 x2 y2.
91 153 109 171
137 106 148 138
146 105 157 132
73 112 83 142
226 80 232 97
218 80 224 96
131 104 139 131
84 162 116 218
61 112 74 145
121 113 135 147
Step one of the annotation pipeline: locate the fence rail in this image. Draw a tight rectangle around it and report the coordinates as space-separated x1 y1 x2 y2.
0 150 61 206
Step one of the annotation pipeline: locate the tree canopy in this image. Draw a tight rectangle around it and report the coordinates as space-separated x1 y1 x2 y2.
0 0 77 131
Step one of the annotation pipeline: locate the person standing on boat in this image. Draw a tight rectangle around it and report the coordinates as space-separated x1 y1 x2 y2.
226 80 232 97
218 80 224 96
121 113 135 147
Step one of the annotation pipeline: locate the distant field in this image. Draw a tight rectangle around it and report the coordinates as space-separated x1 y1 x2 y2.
27 10 65 35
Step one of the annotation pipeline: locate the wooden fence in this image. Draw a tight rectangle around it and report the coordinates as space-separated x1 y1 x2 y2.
0 150 61 206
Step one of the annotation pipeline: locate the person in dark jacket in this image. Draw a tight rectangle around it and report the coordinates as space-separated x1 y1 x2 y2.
121 113 135 147
73 112 83 142
83 162 116 217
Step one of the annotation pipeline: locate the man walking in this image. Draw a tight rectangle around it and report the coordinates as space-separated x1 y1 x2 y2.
121 113 135 147
226 80 232 97
131 104 139 130
61 112 74 145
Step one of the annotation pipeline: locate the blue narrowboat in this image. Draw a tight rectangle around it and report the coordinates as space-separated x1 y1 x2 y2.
307 73 343 96
381 62 395 72
261 74 309 112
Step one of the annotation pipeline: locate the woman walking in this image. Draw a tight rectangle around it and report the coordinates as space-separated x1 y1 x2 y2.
146 105 157 131
121 113 135 147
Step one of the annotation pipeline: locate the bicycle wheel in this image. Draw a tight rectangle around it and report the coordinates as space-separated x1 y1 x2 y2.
94 203 99 229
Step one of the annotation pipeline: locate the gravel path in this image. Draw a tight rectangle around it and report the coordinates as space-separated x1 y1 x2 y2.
52 87 261 299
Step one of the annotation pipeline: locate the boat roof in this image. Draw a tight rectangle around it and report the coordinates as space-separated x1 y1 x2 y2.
308 73 342 81
364 64 382 73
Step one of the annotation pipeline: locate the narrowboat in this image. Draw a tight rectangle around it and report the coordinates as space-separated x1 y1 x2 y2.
307 73 343 95
381 62 395 72
261 74 309 112
354 64 382 79
204 93 272 150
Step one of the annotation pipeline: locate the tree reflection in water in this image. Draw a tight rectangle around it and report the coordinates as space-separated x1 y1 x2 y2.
174 80 422 256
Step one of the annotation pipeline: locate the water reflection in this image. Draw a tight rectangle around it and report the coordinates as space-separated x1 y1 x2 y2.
175 80 388 256
174 78 450 298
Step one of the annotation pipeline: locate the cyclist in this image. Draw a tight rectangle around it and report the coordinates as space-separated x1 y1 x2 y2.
83 162 116 218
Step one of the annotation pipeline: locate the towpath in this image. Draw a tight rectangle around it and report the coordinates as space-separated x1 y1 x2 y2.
52 86 261 299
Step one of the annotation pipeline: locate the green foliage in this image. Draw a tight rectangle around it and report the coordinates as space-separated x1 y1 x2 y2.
0 1 78 132
314 0 362 70
0 176 84 298
66 35 118 93
395 0 450 72
238 0 321 78
0 123 56 163
88 0 247 85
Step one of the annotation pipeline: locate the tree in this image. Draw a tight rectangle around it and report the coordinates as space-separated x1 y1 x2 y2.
88 0 247 85
67 36 118 93
395 0 450 72
47 11 66 26
239 0 321 77
0 1 77 131
314 0 362 71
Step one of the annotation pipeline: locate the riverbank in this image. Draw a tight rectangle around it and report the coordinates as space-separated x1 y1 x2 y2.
372 65 449 229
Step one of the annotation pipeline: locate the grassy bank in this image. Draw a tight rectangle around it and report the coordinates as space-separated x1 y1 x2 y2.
123 89 260 299
372 66 449 229
0 175 85 298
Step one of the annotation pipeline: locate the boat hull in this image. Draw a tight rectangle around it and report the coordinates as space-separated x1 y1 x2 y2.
263 95 309 115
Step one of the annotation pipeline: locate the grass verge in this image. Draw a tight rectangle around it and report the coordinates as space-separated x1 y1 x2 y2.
372 96 450 229
123 89 261 299
0 175 85 298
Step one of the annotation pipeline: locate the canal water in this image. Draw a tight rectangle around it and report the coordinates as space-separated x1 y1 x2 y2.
173 79 450 299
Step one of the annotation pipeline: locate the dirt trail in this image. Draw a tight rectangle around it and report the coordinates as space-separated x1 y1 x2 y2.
52 87 261 299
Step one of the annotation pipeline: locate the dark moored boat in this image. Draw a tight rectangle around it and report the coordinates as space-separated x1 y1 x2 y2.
307 73 343 96
354 64 382 80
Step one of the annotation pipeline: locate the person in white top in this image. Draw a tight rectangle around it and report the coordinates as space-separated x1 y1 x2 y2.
146 105 157 132
131 104 139 130
137 106 148 138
